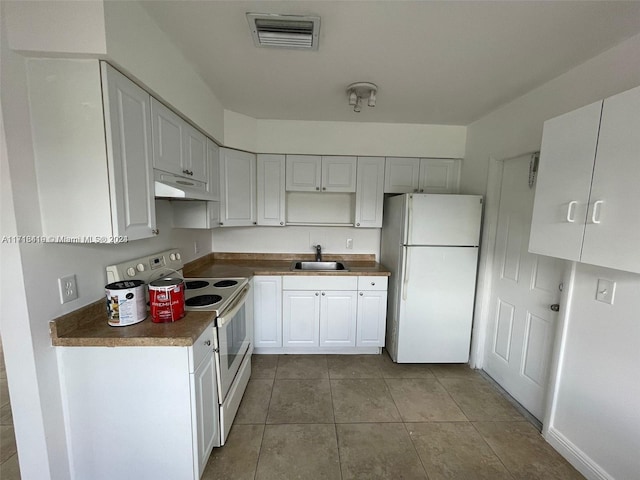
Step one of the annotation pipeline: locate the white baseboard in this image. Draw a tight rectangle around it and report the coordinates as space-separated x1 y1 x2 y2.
545 427 613 480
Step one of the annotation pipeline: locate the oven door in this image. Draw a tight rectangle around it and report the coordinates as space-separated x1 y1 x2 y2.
214 285 251 402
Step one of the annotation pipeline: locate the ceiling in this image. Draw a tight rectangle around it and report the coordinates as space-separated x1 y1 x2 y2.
140 1 640 126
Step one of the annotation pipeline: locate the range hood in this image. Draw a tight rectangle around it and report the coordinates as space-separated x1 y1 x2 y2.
154 171 213 201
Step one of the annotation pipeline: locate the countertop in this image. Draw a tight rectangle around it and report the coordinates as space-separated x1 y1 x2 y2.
50 253 391 347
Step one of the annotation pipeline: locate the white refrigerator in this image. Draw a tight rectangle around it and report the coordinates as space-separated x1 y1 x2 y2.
381 194 483 363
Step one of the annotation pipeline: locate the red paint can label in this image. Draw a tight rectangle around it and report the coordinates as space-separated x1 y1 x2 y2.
149 278 185 323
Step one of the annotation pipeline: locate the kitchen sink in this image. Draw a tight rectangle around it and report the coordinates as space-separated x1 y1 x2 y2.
291 261 349 271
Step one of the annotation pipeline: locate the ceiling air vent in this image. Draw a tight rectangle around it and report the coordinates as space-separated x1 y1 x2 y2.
247 13 320 50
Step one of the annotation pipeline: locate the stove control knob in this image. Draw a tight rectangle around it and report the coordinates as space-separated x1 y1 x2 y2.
126 267 136 277
176 253 181 260
169 253 176 261
136 263 145 272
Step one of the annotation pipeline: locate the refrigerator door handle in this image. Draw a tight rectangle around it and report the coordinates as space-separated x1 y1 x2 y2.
407 195 413 245
402 247 410 300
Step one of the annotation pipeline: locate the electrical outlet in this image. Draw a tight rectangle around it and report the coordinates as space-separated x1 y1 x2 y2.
346 238 353 249
58 274 78 304
194 241 200 254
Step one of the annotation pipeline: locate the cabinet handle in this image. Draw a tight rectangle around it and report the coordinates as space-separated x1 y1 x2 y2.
204 340 211 346
359 292 364 296
183 169 189 174
322 187 327 191
370 282 375 286
550 304 560 312
152 229 159 235
280 222 284 226
566 201 578 223
253 222 257 225
219 222 224 226
321 292 325 296
419 189 424 193
356 223 360 227
316 187 320 191
591 200 604 224
315 292 319 296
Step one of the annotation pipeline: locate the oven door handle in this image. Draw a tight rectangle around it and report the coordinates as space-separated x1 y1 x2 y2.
217 285 251 327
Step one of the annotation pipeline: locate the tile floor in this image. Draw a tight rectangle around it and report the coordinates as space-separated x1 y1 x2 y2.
202 353 584 480
0 342 20 480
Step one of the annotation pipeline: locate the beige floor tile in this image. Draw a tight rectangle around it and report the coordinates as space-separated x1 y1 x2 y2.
429 363 483 379
234 379 273 424
251 355 279 380
256 424 341 480
331 379 402 423
276 354 329 379
438 377 524 421
0 403 13 426
337 423 427 480
407 422 512 480
474 421 584 479
327 354 383 379
0 378 9 409
0 425 17 464
386 378 467 422
379 352 436 379
0 454 21 480
267 379 333 424
202 424 263 480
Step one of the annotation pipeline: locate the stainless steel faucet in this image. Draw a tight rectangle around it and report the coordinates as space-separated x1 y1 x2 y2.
315 244 322 262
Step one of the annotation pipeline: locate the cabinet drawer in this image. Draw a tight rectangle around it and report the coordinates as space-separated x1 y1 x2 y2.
190 323 214 372
282 275 357 291
357 276 388 291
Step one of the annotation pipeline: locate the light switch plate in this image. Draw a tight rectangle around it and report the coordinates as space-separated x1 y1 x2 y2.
596 278 616 305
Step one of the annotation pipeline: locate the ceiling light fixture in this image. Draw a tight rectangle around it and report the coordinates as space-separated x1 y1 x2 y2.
346 82 378 112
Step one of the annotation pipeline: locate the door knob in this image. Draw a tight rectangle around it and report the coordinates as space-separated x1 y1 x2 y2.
550 304 560 312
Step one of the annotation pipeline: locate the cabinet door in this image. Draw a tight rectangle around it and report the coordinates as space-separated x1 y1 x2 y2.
355 157 385 228
207 139 220 201
192 352 218 477
151 98 185 176
283 291 320 347
384 157 420 193
529 101 602 261
319 291 358 347
321 156 357 192
254 276 283 348
419 158 460 194
257 154 286 226
357 291 388 347
184 124 208 183
581 86 640 273
219 148 257 227
286 155 321 191
102 63 156 241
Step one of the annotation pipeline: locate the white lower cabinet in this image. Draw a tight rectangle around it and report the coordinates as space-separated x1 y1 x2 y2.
57 325 217 480
256 275 387 353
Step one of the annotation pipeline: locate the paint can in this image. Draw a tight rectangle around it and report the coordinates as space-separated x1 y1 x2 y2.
105 280 147 327
149 277 185 323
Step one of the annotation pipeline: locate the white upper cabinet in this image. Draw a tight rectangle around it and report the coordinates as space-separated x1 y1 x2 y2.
257 154 286 226
286 155 356 192
530 85 640 274
355 157 385 228
27 59 156 242
384 157 460 194
219 148 257 227
151 98 207 184
206 139 220 202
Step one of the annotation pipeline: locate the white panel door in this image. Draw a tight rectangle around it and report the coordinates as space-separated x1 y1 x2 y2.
102 63 156 241
321 156 357 192
484 155 564 420
384 157 420 193
286 155 321 191
529 101 602 261
581 86 640 273
151 98 184 176
355 156 385 228
206 139 220 201
257 154 286 226
191 352 218 477
253 276 283 348
397 246 478 363
183 124 208 183
356 291 388 347
419 158 460 194
219 148 257 227
319 291 358 347
283 291 320 347
407 194 482 246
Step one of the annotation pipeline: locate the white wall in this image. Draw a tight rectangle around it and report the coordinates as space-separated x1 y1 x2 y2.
212 226 380 259
464 33 640 480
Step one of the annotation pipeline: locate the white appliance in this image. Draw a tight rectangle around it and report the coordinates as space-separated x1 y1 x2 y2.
106 249 252 446
380 194 482 363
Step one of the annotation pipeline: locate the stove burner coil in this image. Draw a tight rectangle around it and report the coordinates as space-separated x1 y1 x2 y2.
185 294 223 307
185 280 210 290
213 280 238 288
